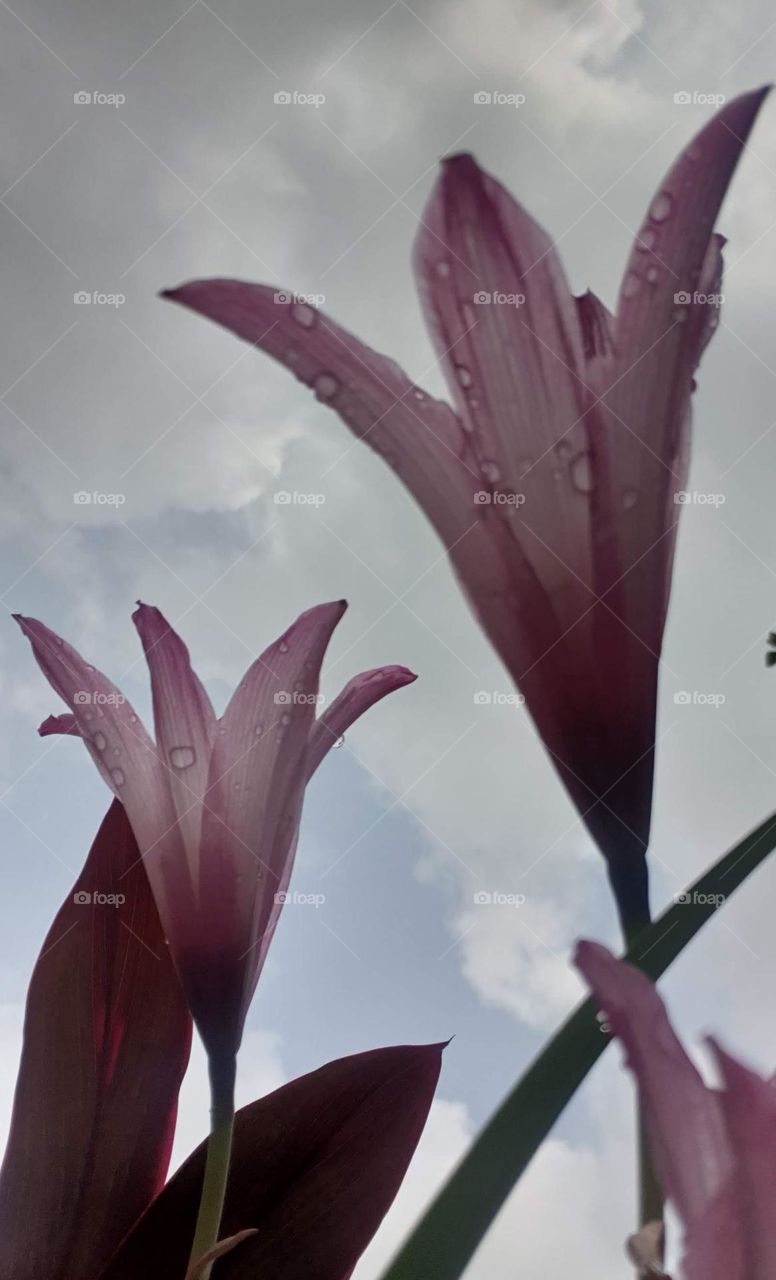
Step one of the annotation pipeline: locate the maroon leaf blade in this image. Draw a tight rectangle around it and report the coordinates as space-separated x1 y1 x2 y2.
0 801 192 1280
101 1042 444 1280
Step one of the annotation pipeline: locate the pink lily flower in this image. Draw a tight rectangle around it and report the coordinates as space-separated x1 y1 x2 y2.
16 603 415 1061
577 939 776 1279
163 88 768 931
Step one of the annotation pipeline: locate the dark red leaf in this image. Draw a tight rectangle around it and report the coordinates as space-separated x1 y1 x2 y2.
101 1042 444 1280
0 801 192 1280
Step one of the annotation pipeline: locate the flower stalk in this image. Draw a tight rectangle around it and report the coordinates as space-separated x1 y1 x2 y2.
188 1052 237 1280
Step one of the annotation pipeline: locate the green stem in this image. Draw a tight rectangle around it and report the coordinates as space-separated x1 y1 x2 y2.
188 1052 237 1280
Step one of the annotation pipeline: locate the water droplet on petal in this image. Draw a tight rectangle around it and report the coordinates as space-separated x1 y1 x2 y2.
649 192 673 224
412 387 426 401
518 456 534 477
278 640 289 654
435 260 451 277
255 723 264 736
314 372 339 400
285 348 299 364
622 488 638 511
130 714 138 724
280 712 291 726
570 451 595 494
687 145 701 163
334 734 345 748
92 732 107 751
645 265 659 284
555 440 572 459
622 272 641 299
292 303 316 328
455 365 473 389
55 637 64 646
83 711 93 721
170 745 196 769
111 768 125 787
481 459 501 483
636 228 656 252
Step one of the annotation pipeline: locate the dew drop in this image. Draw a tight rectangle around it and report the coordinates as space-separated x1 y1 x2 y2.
622 487 638 511
284 348 299 364
645 265 659 284
555 439 572 459
635 228 657 252
255 723 265 736
412 387 426 401
334 734 345 749
481 459 501 483
622 272 641 299
83 711 93 721
278 640 289 654
93 732 107 752
280 712 292 726
435 260 451 277
687 144 701 163
169 745 196 769
111 768 125 787
649 192 673 224
570 451 595 495
130 714 138 724
55 637 64 646
291 303 316 328
455 364 473 388
518 456 534 477
314 372 339 400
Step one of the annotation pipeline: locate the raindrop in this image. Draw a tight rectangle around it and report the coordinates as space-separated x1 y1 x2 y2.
93 732 107 752
291 303 316 328
435 260 451 277
170 745 196 769
334 734 345 749
645 265 659 284
570 451 595 495
687 145 701 163
481 459 501 483
635 228 657 252
412 387 426 401
255 723 265 736
555 439 572 459
278 640 289 654
518 456 534 477
649 192 673 224
55 637 64 646
455 364 473 388
83 711 93 721
671 306 688 324
284 348 299 364
280 712 292 726
314 372 339 401
130 715 138 724
111 768 125 787
622 487 638 511
622 272 641 299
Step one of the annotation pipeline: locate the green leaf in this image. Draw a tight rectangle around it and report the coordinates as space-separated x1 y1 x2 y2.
379 808 776 1280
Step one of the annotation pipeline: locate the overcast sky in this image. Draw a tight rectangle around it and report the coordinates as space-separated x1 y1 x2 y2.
2 0 776 1275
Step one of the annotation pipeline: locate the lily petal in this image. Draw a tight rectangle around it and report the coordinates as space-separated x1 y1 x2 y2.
575 941 730 1224
38 712 79 736
306 664 417 779
132 603 217 868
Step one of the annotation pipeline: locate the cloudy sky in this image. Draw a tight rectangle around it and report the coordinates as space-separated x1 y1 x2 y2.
2 0 776 1274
